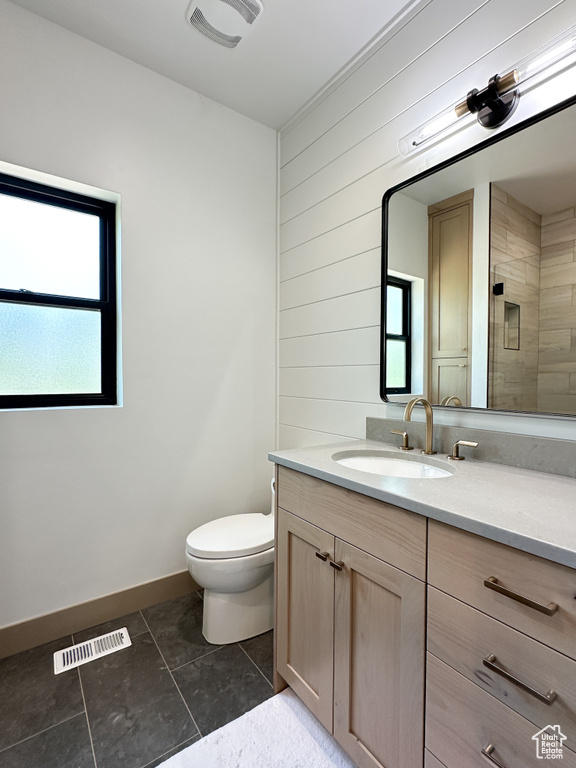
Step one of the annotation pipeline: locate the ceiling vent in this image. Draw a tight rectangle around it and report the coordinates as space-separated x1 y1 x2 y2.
186 0 264 49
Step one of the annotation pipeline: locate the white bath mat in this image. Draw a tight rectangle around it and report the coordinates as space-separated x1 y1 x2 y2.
160 688 357 768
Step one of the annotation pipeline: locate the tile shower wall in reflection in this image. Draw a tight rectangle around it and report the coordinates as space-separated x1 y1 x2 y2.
490 184 541 412
489 185 576 415
539 207 576 414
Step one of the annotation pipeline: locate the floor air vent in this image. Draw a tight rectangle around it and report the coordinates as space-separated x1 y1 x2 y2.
54 628 131 674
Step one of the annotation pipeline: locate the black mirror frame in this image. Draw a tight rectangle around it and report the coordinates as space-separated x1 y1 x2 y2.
380 91 576 415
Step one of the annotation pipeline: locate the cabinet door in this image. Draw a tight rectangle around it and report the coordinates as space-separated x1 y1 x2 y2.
429 357 468 407
276 508 335 731
333 540 425 768
429 200 472 360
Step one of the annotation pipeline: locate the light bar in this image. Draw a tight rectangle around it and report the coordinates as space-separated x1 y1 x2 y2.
399 25 576 156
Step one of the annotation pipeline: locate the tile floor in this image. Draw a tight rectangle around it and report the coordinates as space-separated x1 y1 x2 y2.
0 592 274 768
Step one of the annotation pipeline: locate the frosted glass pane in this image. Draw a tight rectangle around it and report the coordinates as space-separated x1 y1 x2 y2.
0 193 100 298
0 303 101 395
386 340 406 389
386 285 403 335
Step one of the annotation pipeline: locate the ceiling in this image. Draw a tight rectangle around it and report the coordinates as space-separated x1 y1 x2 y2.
7 0 417 129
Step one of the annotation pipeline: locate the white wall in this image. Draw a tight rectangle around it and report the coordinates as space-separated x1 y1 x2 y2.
387 193 428 397
278 0 576 447
471 183 491 407
0 1 277 628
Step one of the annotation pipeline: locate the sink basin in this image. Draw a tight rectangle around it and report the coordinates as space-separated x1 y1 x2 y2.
331 450 454 479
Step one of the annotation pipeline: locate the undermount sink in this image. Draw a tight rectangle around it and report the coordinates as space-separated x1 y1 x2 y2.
331 450 454 479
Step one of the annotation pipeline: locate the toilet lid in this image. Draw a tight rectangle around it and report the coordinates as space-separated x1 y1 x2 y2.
186 513 274 559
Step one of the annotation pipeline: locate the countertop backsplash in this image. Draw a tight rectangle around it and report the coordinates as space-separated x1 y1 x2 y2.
366 417 576 479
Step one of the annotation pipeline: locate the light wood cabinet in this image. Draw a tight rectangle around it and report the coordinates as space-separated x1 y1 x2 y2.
276 510 335 729
275 467 426 768
276 465 426 580
428 191 473 405
428 587 576 743
428 521 576 659
274 467 576 768
333 539 425 768
429 358 468 406
427 520 576 766
427 654 576 768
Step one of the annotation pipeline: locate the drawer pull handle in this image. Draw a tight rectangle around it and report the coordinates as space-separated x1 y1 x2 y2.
482 744 506 767
482 654 557 705
315 551 329 562
484 577 559 616
330 560 344 571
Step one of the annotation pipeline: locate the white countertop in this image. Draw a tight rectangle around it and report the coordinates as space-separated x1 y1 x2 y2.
269 439 576 569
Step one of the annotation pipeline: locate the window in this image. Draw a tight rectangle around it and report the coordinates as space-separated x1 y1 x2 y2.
0 172 117 409
385 276 411 394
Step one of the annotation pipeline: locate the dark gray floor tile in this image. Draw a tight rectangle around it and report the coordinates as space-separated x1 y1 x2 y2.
240 630 274 683
0 714 94 768
73 611 148 645
142 593 218 670
80 633 197 768
0 637 84 752
173 643 273 737
141 734 201 768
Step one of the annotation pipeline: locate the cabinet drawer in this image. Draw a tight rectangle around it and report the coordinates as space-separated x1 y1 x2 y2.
277 466 426 579
427 654 576 768
428 521 576 659
428 587 576 750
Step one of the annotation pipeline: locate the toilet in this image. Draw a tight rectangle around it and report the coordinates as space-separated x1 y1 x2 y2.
185 486 275 645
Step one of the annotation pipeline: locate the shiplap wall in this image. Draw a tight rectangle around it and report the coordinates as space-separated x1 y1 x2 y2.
278 0 576 449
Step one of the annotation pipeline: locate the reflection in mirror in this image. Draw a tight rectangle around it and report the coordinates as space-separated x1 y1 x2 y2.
382 95 576 417
503 302 520 351
385 277 411 394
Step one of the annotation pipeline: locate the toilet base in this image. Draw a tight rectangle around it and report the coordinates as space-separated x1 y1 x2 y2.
202 571 274 644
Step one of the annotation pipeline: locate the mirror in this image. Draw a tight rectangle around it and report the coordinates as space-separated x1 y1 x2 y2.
381 95 576 417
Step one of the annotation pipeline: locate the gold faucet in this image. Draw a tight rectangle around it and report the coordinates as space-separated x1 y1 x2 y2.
403 397 436 455
440 395 462 406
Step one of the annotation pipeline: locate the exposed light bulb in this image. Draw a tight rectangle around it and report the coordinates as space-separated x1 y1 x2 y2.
398 101 473 155
517 34 576 85
417 111 458 142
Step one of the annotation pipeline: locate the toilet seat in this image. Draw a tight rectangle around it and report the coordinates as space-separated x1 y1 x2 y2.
186 513 274 559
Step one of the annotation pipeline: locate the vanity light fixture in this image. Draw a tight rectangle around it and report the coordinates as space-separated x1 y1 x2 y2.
399 25 576 155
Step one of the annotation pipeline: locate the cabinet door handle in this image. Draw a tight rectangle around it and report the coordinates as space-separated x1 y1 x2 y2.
482 744 506 767
482 654 557 705
329 560 344 571
483 577 559 616
315 551 329 562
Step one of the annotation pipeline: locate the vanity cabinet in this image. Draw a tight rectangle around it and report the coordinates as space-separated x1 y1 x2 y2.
426 520 576 767
273 464 576 768
275 466 426 768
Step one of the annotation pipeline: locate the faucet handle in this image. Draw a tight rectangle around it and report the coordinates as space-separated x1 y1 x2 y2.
390 430 414 451
447 440 478 461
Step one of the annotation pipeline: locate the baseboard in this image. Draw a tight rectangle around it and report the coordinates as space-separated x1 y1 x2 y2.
0 571 199 660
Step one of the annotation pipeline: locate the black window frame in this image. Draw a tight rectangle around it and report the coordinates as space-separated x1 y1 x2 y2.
0 172 117 409
384 276 412 395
